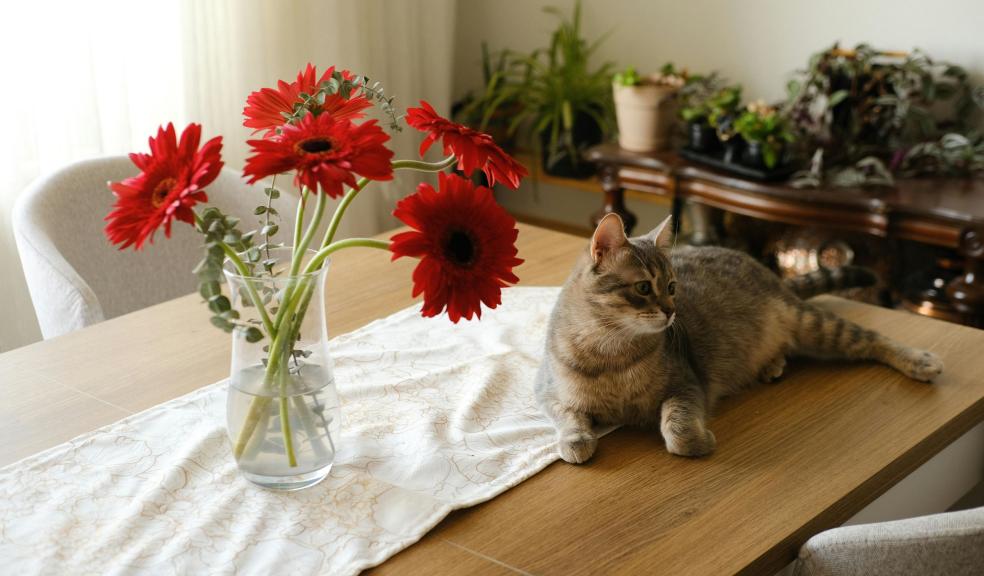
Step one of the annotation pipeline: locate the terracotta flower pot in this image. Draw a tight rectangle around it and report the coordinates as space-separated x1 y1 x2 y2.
613 81 678 152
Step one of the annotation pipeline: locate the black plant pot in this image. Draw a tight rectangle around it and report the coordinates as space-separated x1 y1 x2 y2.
742 140 785 170
540 112 604 179
721 135 745 164
687 121 720 152
742 140 766 168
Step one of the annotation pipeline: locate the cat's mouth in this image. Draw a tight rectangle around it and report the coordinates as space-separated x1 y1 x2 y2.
638 312 675 333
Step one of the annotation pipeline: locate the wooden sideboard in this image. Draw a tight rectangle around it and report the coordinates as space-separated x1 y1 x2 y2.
584 143 984 326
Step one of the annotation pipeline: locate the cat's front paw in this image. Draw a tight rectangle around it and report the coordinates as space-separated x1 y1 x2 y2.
558 433 597 464
665 427 716 458
903 350 943 382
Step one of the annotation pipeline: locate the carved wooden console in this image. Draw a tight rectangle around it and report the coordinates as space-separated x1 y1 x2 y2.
584 143 984 326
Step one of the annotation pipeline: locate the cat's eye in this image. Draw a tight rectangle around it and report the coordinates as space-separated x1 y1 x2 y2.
634 281 652 295
667 281 677 296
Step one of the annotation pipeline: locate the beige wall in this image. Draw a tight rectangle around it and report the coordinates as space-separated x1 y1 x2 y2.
453 0 984 232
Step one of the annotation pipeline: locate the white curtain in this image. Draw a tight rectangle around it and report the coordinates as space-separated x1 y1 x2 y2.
0 0 456 351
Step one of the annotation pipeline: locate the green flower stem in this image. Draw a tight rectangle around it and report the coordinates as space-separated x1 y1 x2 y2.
391 155 456 172
219 245 276 337
268 186 324 340
320 177 371 249
234 396 269 460
241 403 271 462
289 186 324 276
293 186 309 249
304 238 391 275
278 364 297 468
317 155 455 250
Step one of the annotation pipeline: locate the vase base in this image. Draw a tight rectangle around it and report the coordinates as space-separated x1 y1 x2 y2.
241 463 332 492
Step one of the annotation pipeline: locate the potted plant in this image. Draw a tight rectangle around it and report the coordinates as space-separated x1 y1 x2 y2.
733 100 796 169
612 63 686 152
706 85 744 162
678 72 725 152
508 0 615 178
452 42 523 151
786 43 984 188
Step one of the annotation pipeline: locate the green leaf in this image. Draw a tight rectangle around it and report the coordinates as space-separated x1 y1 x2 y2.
208 294 231 313
264 187 280 199
244 327 264 343
254 206 267 215
199 281 221 299
786 79 801 99
828 90 849 107
763 145 778 169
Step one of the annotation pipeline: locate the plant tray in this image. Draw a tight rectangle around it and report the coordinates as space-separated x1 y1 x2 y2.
678 147 799 182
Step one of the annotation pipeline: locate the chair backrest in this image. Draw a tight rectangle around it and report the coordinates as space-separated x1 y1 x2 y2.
13 155 292 339
793 506 984 576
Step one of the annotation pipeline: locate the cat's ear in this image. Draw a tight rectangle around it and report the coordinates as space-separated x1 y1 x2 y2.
645 215 674 250
591 213 627 264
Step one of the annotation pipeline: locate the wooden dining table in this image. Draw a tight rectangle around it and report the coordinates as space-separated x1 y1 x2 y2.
2 222 983 575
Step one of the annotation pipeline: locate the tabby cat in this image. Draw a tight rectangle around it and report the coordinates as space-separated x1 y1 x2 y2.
535 213 943 464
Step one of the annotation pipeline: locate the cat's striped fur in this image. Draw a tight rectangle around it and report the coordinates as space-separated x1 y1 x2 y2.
535 214 943 464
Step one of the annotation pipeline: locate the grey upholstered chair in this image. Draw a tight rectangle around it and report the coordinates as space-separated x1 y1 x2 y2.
793 506 984 575
13 156 292 340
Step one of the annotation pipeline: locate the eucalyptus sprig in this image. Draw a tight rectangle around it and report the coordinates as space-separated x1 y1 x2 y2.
282 70 403 132
193 207 264 343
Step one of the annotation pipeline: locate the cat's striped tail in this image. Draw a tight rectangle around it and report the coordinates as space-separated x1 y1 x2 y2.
782 266 877 299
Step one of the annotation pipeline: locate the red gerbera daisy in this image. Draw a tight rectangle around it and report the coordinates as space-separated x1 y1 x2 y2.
243 63 372 137
405 100 528 189
243 112 394 198
390 172 523 322
105 123 223 250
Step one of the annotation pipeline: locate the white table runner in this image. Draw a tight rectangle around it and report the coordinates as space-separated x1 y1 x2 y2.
0 287 564 575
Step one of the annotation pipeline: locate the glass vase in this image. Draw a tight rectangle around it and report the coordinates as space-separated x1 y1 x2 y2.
223 248 339 491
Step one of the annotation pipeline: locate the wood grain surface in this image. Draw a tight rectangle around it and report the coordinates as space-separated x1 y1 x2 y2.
2 223 983 575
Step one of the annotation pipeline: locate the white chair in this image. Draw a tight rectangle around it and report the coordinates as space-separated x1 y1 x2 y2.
13 155 294 339
793 506 984 575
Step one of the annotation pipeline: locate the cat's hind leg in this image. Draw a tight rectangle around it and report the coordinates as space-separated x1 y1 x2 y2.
759 354 787 383
660 387 716 458
791 303 943 382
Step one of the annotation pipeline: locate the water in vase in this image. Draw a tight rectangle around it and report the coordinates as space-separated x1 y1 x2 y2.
227 362 340 490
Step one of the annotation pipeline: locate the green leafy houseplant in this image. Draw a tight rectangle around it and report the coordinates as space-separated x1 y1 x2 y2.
733 101 795 168
899 132 984 177
706 85 743 132
613 65 642 87
507 0 615 176
787 43 984 188
678 73 725 123
452 42 523 148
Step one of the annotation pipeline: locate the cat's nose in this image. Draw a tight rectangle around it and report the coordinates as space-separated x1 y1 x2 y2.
660 304 675 317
